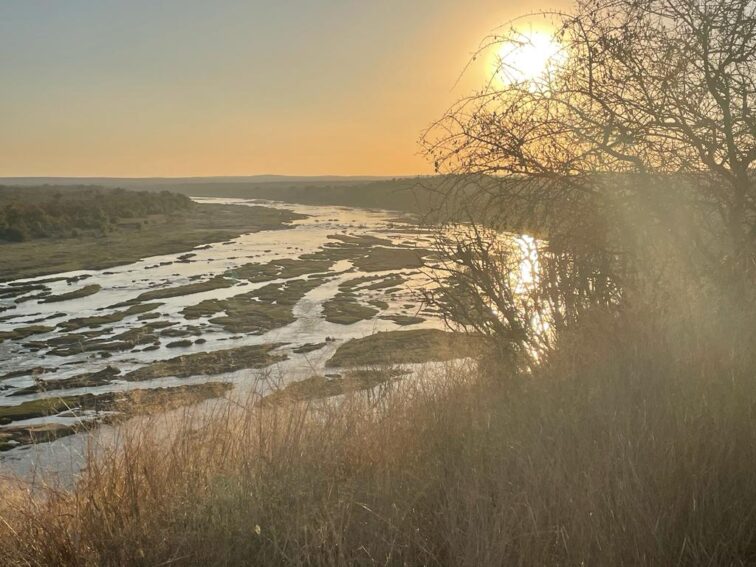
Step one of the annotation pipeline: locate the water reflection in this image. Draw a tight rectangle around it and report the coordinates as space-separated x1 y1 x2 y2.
431 224 553 362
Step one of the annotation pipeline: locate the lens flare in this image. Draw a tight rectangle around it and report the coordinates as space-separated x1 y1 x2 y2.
495 30 566 85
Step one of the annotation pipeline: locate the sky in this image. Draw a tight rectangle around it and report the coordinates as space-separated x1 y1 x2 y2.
0 0 565 177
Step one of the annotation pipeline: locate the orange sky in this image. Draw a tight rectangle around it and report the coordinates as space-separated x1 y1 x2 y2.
0 0 567 177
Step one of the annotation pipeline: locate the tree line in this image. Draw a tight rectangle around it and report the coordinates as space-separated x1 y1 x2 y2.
0 185 193 242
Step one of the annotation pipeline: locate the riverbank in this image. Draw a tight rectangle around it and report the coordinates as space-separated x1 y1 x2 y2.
0 203 305 281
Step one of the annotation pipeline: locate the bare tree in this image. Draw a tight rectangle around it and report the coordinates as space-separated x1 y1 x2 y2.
427 0 755 257
420 0 755 362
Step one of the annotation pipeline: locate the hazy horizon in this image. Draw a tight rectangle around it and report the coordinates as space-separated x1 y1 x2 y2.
0 0 565 178
0 174 406 181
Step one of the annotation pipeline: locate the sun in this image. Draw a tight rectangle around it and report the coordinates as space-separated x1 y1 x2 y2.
494 30 565 85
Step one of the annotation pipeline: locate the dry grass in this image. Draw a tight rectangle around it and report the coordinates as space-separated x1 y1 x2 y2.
0 305 754 566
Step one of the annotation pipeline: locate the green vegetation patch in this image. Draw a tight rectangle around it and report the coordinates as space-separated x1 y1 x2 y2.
46 321 172 356
262 368 409 405
8 276 69 286
326 234 392 246
0 382 232 451
227 258 335 282
0 325 54 343
339 273 407 291
323 293 379 325
0 396 78 424
300 241 370 263
0 283 49 300
127 276 235 303
184 278 324 334
114 320 175 338
12 312 66 324
0 366 54 382
352 247 427 272
0 423 78 451
250 278 325 305
366 274 407 290
14 291 53 304
302 239 428 273
326 329 483 367
39 284 102 303
159 325 202 338
292 342 327 354
9 366 121 397
207 302 293 334
122 344 287 381
137 312 161 321
379 314 426 326
27 328 111 349
57 303 162 332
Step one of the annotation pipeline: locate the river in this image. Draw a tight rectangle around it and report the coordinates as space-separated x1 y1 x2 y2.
0 198 450 478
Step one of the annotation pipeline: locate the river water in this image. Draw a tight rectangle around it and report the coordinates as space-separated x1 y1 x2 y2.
0 198 450 477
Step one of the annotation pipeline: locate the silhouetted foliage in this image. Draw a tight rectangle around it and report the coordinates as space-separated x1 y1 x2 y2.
422 0 756 363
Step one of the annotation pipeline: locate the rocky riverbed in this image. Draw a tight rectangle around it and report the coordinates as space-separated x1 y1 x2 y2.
1 198 478 467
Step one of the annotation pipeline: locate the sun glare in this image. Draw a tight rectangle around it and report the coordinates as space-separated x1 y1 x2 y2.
495 30 565 85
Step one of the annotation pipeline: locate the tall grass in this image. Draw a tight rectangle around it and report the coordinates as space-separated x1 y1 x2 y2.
1 298 754 565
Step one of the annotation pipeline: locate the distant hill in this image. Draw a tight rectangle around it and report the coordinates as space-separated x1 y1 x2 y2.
0 175 399 188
